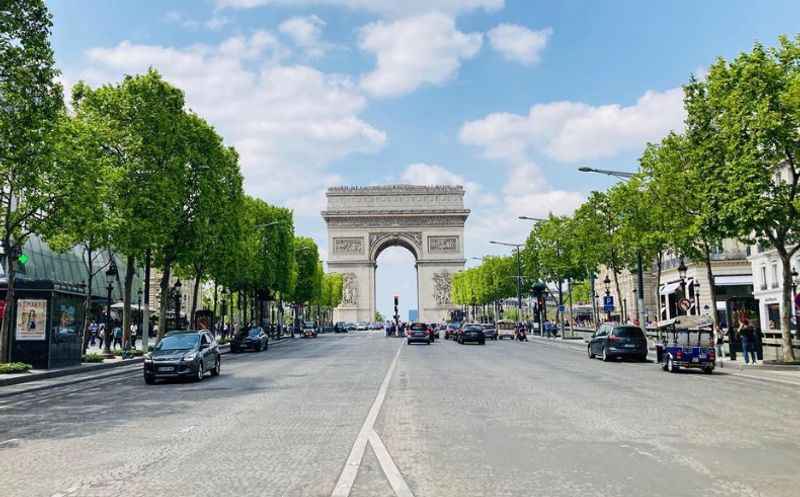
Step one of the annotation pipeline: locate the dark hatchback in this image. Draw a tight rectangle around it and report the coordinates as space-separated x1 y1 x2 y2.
144 330 221 384
406 322 432 345
231 327 269 353
481 323 498 340
458 324 485 345
588 324 648 361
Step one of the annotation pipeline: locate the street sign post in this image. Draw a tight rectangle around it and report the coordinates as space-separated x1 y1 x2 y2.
603 295 614 313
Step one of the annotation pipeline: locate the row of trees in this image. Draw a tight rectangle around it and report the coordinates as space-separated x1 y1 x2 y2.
454 35 800 361
0 1 341 360
451 256 517 319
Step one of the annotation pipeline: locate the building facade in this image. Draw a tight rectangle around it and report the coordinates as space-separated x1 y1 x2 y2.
748 243 800 332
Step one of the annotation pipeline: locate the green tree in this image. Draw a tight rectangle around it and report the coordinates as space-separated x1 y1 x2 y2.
73 71 190 344
0 0 65 361
700 36 800 360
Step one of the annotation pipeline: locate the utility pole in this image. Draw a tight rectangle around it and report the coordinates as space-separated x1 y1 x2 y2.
490 241 524 322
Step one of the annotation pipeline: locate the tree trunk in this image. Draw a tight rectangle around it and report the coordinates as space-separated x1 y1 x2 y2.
702 244 720 332
213 284 218 334
191 272 202 329
158 258 173 342
0 237 16 363
122 255 135 350
612 268 623 321
81 245 94 354
779 253 797 362
655 254 663 324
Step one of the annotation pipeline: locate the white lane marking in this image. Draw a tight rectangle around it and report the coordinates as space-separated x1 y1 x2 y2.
331 343 406 497
368 430 414 497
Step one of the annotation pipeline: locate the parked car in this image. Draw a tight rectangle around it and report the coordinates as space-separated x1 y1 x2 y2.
231 326 269 352
143 330 220 384
481 323 498 340
588 324 648 361
345 322 358 332
406 322 432 345
302 321 318 338
334 321 349 333
496 319 516 340
458 324 485 345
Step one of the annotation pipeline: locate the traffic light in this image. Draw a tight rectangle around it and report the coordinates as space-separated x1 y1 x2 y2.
393 295 399 320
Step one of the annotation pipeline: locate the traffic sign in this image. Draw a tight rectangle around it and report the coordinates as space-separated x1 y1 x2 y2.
603 295 613 307
678 298 692 312
558 304 565 312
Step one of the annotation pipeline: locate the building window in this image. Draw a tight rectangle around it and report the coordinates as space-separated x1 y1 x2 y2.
771 263 779 289
760 266 768 290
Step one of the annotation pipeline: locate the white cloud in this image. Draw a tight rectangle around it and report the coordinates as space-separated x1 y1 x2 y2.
466 163 584 255
164 10 232 31
460 87 685 163
279 15 330 58
358 13 482 98
487 24 551 65
76 34 385 203
215 0 504 17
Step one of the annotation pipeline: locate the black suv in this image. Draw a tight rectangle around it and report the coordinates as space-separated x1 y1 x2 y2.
144 330 221 384
588 324 648 361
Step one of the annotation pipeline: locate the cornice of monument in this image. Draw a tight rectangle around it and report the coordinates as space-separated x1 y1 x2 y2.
326 184 465 196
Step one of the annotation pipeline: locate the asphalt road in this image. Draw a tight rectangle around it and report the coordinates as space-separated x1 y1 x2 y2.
1 332 798 497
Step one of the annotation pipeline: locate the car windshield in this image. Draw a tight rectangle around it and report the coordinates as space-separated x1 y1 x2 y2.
464 326 482 331
410 323 427 330
614 326 645 338
156 334 199 351
248 328 261 337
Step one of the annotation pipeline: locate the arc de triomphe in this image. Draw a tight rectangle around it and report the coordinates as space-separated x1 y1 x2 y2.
323 185 469 323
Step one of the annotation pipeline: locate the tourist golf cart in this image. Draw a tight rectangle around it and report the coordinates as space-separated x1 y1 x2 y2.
655 315 716 374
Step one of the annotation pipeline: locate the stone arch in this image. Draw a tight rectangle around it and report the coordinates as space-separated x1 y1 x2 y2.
323 185 469 323
368 231 422 262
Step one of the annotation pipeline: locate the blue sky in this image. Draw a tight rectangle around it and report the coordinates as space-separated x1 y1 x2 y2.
47 0 800 319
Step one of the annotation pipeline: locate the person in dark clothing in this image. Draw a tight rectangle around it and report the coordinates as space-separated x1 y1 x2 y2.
738 318 757 365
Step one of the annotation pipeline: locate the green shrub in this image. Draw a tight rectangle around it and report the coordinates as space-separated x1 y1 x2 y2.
82 353 105 363
0 362 32 374
129 349 145 357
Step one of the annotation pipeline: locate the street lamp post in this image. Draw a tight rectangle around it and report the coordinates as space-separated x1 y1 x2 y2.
678 259 688 316
603 274 612 321
102 260 118 356
137 289 143 349
173 279 182 330
578 167 647 332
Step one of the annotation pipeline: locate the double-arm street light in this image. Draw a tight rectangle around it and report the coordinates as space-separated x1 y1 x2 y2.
579 166 647 330
490 240 524 321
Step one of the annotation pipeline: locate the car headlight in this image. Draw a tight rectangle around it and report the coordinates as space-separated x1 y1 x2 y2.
143 354 153 363
183 352 197 361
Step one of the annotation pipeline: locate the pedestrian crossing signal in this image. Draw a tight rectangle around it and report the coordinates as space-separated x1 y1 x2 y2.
17 253 29 265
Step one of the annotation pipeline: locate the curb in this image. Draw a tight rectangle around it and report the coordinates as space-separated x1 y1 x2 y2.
0 358 144 387
0 338 301 398
0 343 233 389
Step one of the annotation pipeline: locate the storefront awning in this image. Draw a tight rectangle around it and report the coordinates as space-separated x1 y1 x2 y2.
714 275 753 286
660 281 682 296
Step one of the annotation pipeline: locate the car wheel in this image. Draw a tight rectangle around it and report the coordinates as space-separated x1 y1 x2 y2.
480 340 485 345
667 356 679 373
211 356 221 376
144 374 155 385
194 362 204 382
602 347 610 362
703 366 713 374
588 346 594 359
407 339 411 345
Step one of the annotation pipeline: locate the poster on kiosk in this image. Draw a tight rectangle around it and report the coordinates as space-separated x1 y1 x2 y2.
15 299 48 341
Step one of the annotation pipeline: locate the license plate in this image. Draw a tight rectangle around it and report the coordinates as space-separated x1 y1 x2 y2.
698 354 707 359
158 366 175 372
624 344 635 348
691 358 699 363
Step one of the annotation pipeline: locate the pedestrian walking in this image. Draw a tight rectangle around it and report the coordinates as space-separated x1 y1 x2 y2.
97 323 105 349
112 326 123 350
738 317 757 365
130 323 138 349
89 321 98 347
714 325 725 365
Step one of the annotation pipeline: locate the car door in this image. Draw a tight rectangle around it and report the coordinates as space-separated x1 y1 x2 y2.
592 326 606 355
200 333 213 369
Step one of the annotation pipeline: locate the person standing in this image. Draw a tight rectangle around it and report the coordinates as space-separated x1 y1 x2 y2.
130 323 138 349
738 317 757 365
